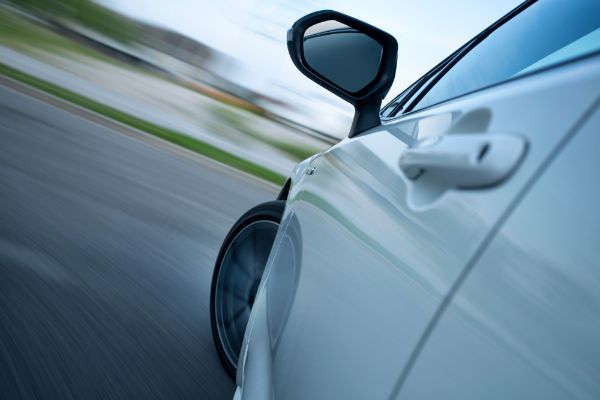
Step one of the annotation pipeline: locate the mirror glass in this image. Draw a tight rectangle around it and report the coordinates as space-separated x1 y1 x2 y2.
303 21 383 93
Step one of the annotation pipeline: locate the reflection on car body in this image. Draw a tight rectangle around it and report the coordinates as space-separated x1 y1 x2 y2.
210 1 600 398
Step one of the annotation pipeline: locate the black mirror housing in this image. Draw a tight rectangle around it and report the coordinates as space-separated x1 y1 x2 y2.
287 10 398 137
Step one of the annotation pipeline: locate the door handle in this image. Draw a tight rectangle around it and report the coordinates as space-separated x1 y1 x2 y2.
399 133 527 188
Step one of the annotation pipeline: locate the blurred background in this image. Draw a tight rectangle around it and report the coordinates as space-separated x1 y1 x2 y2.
0 1 521 399
0 0 520 182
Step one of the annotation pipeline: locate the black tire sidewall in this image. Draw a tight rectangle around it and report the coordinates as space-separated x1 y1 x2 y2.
210 200 285 378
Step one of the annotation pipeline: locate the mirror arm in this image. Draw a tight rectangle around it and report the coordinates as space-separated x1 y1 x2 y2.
349 99 382 137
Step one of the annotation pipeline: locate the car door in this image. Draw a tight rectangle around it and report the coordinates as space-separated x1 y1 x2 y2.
396 98 600 400
238 1 600 399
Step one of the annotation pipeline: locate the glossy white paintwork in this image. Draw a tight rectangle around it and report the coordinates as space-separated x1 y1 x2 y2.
397 103 600 400
235 54 600 400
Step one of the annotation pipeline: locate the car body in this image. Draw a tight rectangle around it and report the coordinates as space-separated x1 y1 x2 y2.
226 0 600 398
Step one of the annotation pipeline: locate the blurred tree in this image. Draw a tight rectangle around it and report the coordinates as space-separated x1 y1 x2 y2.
8 0 137 42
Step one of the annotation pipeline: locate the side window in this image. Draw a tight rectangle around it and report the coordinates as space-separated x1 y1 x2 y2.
383 43 471 118
413 0 600 111
380 81 419 118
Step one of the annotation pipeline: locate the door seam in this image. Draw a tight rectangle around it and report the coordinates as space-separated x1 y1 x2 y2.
387 95 600 400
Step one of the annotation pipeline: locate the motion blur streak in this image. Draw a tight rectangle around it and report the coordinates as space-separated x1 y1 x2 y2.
0 81 274 399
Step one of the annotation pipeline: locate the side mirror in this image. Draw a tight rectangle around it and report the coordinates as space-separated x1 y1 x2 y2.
287 10 398 137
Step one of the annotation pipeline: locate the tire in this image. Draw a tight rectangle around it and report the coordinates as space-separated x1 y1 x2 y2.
210 200 285 377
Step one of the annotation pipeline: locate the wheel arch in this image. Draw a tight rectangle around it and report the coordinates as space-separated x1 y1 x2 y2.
277 178 292 201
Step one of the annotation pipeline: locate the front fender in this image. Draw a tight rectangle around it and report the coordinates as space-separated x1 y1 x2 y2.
235 209 297 398
236 152 323 398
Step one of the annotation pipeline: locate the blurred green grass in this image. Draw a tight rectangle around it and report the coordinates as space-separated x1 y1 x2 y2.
0 7 115 62
213 107 320 161
5 0 136 43
0 63 286 185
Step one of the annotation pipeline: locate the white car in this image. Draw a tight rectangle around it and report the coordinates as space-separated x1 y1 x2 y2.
210 0 600 398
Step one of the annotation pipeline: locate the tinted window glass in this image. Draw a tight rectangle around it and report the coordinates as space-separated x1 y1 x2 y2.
414 0 600 110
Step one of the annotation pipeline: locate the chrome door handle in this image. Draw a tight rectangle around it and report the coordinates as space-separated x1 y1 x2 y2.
399 133 527 188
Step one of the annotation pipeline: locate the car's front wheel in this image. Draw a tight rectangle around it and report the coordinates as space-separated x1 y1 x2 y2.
210 200 285 377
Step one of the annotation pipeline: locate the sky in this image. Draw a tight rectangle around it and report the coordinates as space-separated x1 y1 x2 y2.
100 0 522 135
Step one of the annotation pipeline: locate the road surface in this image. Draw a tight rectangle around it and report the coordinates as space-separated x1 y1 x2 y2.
0 79 277 399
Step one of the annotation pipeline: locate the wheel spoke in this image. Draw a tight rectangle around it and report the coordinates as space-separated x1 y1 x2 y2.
249 227 274 275
223 285 249 302
230 246 253 280
214 219 280 367
224 305 248 327
252 227 261 271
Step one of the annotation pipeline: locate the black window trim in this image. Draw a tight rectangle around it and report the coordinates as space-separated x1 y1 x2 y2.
381 0 535 120
380 43 469 118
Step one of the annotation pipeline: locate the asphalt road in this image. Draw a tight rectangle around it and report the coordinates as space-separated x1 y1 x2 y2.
0 81 276 399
